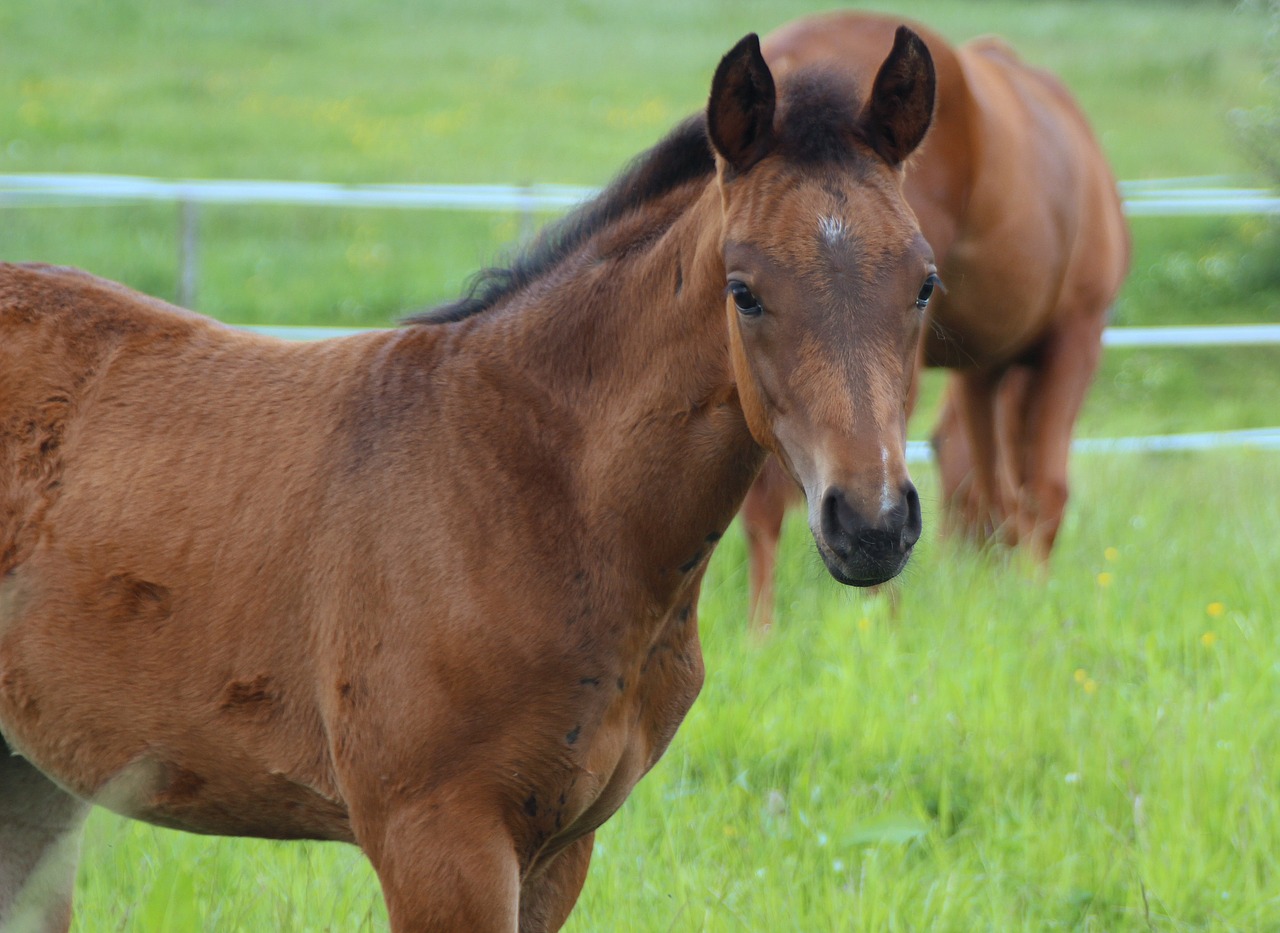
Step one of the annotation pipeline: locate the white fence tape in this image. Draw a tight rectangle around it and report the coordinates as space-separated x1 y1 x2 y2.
1101 324 1280 347
240 323 1280 348
902 429 1280 462
0 174 596 211
2 173 1278 216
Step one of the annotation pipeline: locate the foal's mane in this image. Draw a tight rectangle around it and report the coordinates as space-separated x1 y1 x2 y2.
407 115 715 325
404 70 868 326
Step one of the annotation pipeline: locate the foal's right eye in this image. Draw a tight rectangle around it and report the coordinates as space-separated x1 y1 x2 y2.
728 281 763 316
916 273 941 311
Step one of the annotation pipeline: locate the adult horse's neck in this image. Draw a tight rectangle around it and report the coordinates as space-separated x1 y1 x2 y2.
438 177 761 607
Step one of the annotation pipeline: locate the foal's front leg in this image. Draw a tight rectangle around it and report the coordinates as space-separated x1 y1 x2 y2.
518 832 595 933
356 794 522 932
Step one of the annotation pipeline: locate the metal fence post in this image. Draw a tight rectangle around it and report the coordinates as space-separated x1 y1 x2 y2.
518 183 536 243
178 197 199 309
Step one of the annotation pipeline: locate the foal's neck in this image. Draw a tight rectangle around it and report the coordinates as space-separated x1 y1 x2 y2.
465 181 763 602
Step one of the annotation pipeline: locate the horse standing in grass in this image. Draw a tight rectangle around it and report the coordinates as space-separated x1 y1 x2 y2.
0 31 937 932
742 12 1132 631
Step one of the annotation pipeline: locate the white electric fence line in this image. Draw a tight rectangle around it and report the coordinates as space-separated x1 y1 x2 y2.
0 174 597 211
1 173 1278 216
902 429 1280 462
240 323 1280 347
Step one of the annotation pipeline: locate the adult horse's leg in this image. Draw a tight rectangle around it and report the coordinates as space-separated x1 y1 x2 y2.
947 369 1007 544
741 458 794 633
518 833 594 933
0 743 90 933
1015 318 1104 560
929 385 972 541
992 366 1034 546
355 794 521 932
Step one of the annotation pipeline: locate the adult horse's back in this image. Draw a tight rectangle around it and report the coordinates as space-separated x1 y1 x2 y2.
1 32 938 931
743 12 1130 630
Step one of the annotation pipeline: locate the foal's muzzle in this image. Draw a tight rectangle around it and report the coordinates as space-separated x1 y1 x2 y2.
817 483 921 586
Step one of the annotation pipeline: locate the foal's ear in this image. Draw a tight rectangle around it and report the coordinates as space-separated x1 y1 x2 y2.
859 25 936 167
707 33 777 176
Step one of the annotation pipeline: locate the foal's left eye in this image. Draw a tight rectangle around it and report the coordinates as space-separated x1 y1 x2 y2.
916 273 941 311
728 281 763 316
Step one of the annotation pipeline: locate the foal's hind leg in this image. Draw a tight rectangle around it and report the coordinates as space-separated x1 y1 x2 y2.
0 744 91 933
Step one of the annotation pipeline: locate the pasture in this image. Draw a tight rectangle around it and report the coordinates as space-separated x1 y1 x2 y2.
2 0 1278 929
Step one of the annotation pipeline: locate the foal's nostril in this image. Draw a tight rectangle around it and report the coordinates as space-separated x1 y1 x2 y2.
900 483 922 551
820 487 858 560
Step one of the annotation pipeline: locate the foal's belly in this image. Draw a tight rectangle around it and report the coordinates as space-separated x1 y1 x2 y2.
0 567 352 842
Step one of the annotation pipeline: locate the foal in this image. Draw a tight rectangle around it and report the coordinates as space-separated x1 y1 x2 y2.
744 12 1131 630
0 31 936 931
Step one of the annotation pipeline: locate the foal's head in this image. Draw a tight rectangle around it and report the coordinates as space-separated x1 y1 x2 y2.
709 30 937 586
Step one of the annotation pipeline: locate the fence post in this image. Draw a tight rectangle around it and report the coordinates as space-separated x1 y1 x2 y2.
518 183 536 243
178 197 199 308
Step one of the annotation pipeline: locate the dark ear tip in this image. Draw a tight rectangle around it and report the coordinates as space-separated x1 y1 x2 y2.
893 25 931 62
725 32 763 62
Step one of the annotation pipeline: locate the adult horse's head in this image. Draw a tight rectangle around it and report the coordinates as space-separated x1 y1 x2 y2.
709 29 937 586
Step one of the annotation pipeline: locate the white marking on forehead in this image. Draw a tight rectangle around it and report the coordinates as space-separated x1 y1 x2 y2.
818 214 847 245
880 446 895 516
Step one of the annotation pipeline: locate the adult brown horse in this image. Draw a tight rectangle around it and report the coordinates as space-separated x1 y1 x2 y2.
0 31 938 932
742 11 1131 631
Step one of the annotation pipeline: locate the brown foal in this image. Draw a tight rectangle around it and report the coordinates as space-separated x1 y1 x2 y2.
743 12 1132 631
1 31 937 931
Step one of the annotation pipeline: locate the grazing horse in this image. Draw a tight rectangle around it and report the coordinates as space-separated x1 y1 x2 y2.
743 12 1131 631
0 31 938 932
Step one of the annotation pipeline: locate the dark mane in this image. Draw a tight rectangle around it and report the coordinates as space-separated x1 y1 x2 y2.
407 114 715 325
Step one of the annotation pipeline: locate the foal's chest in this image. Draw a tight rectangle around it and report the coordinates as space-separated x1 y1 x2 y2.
528 598 706 859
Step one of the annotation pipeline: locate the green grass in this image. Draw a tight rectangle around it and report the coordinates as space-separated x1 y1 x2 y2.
69 451 1280 930
2 0 1279 928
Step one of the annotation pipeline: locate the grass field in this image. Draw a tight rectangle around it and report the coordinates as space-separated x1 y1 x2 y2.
2 0 1279 929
